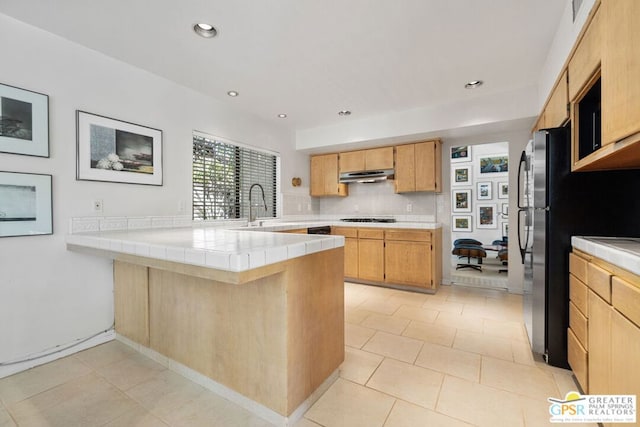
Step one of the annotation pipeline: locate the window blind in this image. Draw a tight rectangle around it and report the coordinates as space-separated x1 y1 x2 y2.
193 135 277 220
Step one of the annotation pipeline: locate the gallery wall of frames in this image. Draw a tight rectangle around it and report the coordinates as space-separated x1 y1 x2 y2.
0 81 162 238
450 142 509 242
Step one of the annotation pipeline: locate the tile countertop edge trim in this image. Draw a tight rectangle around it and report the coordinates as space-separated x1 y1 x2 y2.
572 236 640 277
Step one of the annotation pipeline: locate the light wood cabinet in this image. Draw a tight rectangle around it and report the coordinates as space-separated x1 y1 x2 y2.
601 0 640 146
545 70 569 128
331 227 358 278
395 140 441 193
569 249 640 401
568 8 601 102
310 154 348 197
385 241 432 288
587 289 611 394
358 236 384 282
338 147 394 173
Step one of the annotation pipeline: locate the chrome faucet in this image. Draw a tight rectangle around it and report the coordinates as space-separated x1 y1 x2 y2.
248 183 267 223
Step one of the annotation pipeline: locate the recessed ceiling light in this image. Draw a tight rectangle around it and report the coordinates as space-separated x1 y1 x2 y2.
277 113 287 118
338 110 352 116
465 80 483 89
227 90 239 97
193 23 217 38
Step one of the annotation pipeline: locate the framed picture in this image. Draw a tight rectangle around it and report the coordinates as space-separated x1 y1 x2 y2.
452 189 472 213
498 182 509 199
501 203 509 216
76 111 163 185
0 171 52 237
451 145 472 163
477 203 497 229
477 182 492 200
0 82 49 157
502 221 509 237
452 215 473 232
451 165 472 186
479 154 508 174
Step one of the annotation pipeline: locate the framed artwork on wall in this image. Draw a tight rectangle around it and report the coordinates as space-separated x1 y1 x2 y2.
479 154 508 174
451 165 472 186
452 189 472 213
498 182 509 199
477 181 492 200
476 203 497 229
501 203 509 216
0 82 49 157
502 221 509 237
76 110 163 186
0 171 52 237
450 145 471 163
452 215 473 232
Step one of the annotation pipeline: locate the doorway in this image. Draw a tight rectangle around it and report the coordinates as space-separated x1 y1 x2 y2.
450 141 509 289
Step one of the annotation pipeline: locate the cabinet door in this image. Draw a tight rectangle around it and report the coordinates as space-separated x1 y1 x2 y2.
602 0 640 144
568 9 601 101
358 239 384 282
415 141 439 192
394 144 415 193
611 310 640 400
339 151 365 173
344 237 358 278
323 154 347 196
310 155 324 196
588 290 612 395
365 147 394 170
545 70 569 128
385 241 432 288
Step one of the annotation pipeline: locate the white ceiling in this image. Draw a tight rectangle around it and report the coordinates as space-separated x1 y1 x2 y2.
0 0 566 132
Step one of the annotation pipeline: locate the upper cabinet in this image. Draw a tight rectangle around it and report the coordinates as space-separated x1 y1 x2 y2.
565 0 640 171
394 140 442 193
545 70 569 128
601 0 640 147
338 147 394 173
310 154 348 197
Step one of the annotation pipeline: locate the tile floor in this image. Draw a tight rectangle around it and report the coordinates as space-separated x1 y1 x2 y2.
0 283 595 427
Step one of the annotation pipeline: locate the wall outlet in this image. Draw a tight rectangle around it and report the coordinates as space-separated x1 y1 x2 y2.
178 200 187 213
354 204 359 212
406 203 413 213
93 199 103 213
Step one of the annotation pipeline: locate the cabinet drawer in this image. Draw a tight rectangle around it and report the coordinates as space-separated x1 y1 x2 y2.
384 229 431 242
569 301 588 349
358 229 384 240
570 274 589 316
331 227 357 238
612 276 640 328
570 252 588 283
588 263 612 303
568 328 589 392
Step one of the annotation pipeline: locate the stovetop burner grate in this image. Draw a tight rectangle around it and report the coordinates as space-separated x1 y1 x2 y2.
340 218 396 223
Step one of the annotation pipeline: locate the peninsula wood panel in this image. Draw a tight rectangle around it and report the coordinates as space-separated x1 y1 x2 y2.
114 261 149 346
602 0 640 145
147 248 344 416
568 6 601 101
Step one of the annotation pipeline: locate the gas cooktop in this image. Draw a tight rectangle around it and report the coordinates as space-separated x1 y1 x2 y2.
340 218 396 223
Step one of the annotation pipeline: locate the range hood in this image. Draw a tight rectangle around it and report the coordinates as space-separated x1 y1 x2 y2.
339 169 395 183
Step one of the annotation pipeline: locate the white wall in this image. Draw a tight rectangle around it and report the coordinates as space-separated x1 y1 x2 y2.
0 14 306 366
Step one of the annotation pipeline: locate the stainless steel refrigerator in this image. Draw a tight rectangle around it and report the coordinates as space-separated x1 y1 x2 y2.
518 127 640 368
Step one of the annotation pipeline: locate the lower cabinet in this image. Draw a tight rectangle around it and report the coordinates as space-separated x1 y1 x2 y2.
569 249 640 401
332 226 442 291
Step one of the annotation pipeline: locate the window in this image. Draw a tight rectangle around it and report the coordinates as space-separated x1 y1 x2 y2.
192 133 279 220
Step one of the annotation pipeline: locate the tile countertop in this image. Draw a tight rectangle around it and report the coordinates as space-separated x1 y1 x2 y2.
66 226 345 273
572 236 640 277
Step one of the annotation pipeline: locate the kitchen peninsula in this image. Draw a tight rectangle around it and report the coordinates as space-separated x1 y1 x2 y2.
66 225 345 425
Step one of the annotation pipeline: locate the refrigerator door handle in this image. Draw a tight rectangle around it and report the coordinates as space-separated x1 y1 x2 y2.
517 150 528 209
517 208 529 264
